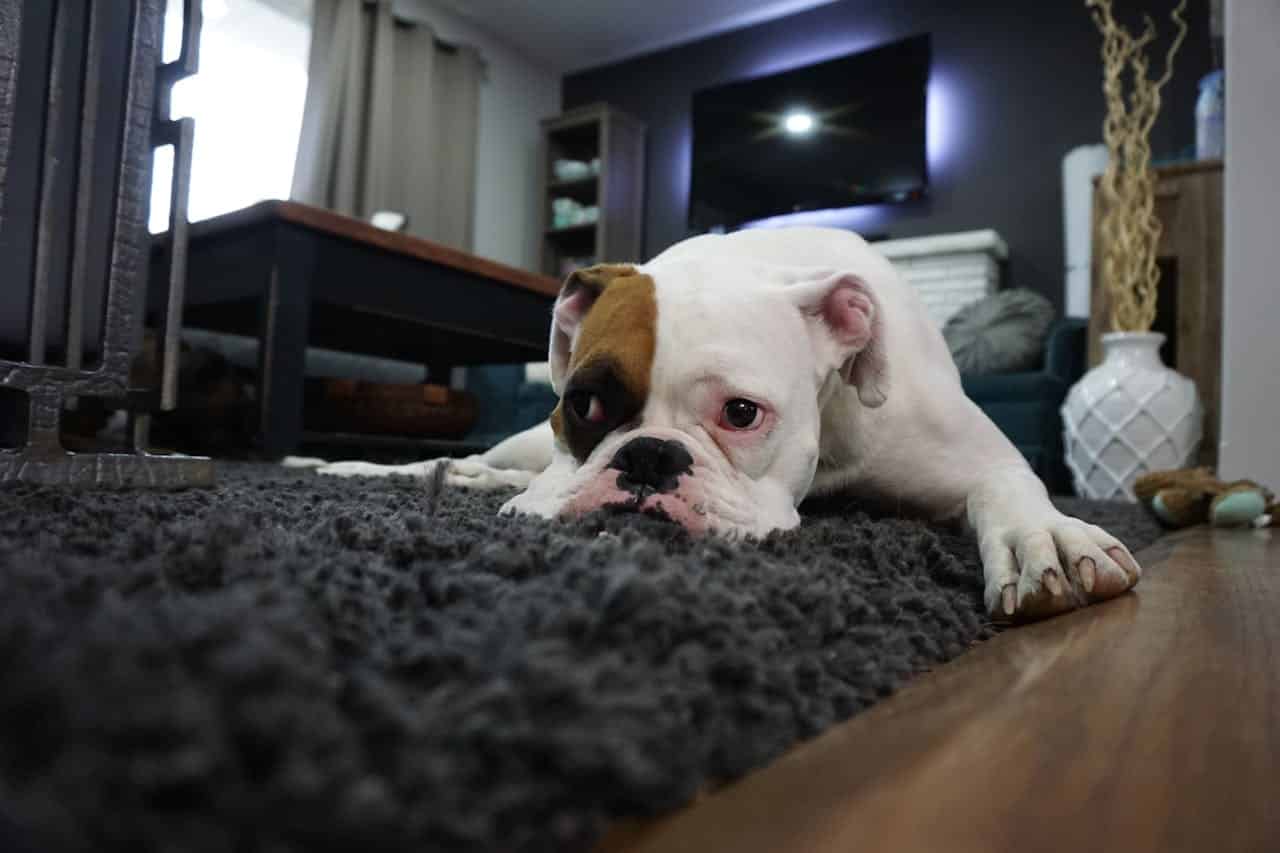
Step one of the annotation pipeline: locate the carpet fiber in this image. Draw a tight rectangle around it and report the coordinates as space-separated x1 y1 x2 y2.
0 462 1162 852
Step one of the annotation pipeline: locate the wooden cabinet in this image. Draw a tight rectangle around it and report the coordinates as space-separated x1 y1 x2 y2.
1089 160 1224 467
539 103 645 279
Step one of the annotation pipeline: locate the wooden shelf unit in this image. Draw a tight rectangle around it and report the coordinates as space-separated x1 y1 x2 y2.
539 103 645 279
1089 160 1224 467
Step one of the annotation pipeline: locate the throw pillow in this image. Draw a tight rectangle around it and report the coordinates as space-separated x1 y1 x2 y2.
943 288 1055 375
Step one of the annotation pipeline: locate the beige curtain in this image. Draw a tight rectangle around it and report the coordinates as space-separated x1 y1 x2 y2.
291 0 482 250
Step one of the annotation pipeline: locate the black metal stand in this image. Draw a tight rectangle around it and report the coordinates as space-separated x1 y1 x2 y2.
0 0 213 488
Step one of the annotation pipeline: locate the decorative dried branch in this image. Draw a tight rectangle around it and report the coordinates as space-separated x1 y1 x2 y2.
1087 0 1188 332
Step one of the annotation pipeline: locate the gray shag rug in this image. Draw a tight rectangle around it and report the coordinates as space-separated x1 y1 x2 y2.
0 462 1162 852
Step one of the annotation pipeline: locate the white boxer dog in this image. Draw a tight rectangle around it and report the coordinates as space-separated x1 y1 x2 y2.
308 227 1141 620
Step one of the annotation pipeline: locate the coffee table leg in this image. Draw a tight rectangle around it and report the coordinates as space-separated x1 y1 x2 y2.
257 229 315 458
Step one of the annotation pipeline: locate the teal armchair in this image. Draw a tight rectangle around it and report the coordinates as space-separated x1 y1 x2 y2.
961 318 1088 495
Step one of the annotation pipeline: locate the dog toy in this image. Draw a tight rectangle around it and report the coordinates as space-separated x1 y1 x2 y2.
1133 467 1277 529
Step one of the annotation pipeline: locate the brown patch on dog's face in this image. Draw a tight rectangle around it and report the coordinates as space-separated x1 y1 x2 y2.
551 267 657 462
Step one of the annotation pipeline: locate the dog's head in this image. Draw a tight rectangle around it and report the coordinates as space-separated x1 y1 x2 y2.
502 256 888 537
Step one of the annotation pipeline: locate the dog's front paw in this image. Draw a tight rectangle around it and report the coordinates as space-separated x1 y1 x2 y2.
316 460 441 479
979 513 1142 621
314 457 535 490
444 458 536 490
281 455 329 469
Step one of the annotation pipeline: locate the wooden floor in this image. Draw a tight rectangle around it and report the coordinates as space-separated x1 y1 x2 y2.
599 525 1280 853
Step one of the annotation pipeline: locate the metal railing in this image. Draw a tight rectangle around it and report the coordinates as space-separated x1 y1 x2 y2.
0 0 213 487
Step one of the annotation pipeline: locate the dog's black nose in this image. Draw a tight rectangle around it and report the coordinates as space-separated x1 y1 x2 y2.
609 437 694 494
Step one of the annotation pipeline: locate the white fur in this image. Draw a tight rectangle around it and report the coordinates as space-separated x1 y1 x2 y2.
312 228 1141 619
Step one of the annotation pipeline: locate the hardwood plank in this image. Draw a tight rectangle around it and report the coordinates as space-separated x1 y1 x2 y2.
599 526 1280 853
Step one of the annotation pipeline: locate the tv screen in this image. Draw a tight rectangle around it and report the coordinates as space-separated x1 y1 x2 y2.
689 35 930 231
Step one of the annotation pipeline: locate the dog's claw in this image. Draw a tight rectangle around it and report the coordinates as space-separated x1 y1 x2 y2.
1078 557 1096 593
1042 568 1063 597
1002 584 1017 616
1107 547 1140 583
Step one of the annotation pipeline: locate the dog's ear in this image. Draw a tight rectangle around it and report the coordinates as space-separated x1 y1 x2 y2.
549 264 638 393
787 271 889 407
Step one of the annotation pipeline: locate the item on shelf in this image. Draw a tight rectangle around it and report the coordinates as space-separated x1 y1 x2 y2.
550 198 599 229
1134 467 1276 528
589 157 601 175
552 159 591 182
1062 332 1202 500
551 197 582 229
1195 70 1225 160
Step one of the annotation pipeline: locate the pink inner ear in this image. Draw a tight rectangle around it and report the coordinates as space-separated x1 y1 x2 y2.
823 279 874 351
554 287 595 337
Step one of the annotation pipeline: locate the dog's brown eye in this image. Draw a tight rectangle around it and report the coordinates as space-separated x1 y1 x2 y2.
721 398 762 430
568 391 606 424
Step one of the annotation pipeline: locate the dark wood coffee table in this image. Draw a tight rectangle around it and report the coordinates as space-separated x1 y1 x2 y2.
148 201 559 457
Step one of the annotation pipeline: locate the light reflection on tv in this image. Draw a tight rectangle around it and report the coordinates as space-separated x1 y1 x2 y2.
689 34 930 231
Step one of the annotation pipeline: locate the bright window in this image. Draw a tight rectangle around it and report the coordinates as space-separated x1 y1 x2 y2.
150 0 311 233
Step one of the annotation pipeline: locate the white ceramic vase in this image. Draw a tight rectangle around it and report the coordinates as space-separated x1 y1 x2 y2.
1062 332 1203 500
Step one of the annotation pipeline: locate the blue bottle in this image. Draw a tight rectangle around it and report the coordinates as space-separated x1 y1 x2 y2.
1196 70 1225 161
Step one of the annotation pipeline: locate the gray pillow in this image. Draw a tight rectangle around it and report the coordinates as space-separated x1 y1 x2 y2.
943 288 1055 375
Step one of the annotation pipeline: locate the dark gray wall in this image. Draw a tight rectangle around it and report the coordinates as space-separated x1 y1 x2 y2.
563 0 1212 310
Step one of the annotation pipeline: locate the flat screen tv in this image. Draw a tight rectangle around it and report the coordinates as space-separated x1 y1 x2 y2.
689 34 930 231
